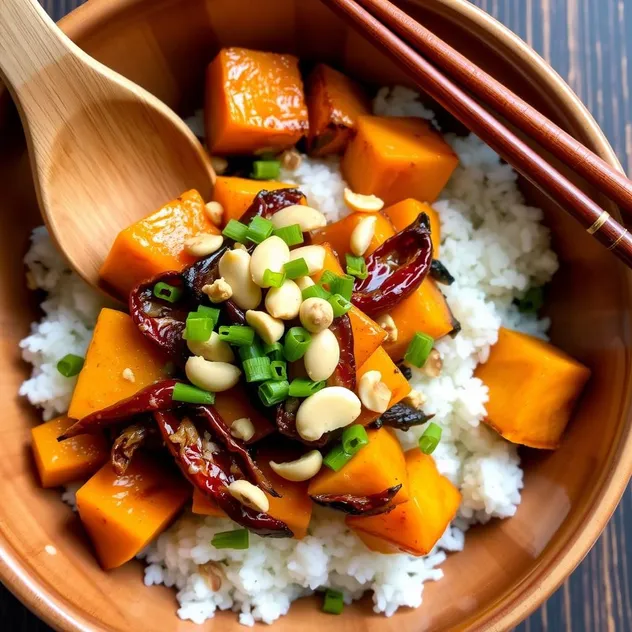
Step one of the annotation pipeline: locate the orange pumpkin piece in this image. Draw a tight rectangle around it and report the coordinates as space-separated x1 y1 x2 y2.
310 211 395 259
213 176 295 225
213 385 275 443
31 416 109 488
76 455 191 569
311 243 387 367
305 64 370 156
308 427 409 505
356 346 411 426
383 198 441 257
205 47 309 154
475 327 591 449
347 450 461 556
68 309 168 421
99 189 219 298
385 279 459 361
341 116 459 205
191 451 313 539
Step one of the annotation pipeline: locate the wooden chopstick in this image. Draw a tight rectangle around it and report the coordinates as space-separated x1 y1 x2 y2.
358 0 632 217
320 0 632 269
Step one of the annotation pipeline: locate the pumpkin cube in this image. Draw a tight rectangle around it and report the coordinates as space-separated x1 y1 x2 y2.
341 116 459 205
68 309 168 420
347 450 460 556
383 198 442 256
31 416 108 488
475 327 591 448
308 427 409 505
192 489 226 518
306 64 370 156
205 47 309 154
100 189 219 297
76 455 191 569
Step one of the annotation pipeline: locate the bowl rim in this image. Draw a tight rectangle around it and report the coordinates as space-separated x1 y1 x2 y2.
0 0 630 631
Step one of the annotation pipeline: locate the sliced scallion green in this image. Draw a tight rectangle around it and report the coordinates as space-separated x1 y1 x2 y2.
404 332 434 368
246 216 274 244
323 444 351 472
301 284 331 301
322 589 344 615
273 224 304 247
192 305 221 329
56 354 84 378
258 379 290 407
283 257 309 279
239 341 265 362
184 316 213 342
263 341 285 362
318 269 339 290
218 325 255 347
263 268 286 288
345 253 368 279
153 281 183 303
270 360 288 381
211 528 249 550
222 219 249 243
341 424 369 456
283 327 312 362
243 356 272 383
328 293 352 317
172 383 215 405
418 422 442 455
251 159 281 180
288 378 326 398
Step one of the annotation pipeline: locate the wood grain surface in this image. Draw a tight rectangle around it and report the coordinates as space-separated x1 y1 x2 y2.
0 0 630 630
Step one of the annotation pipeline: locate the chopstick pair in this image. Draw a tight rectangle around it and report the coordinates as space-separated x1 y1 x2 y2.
321 0 632 268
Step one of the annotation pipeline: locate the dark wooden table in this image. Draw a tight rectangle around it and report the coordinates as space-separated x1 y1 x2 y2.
1 0 630 630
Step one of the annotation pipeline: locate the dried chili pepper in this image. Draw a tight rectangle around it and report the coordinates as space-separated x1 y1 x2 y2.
328 314 356 391
195 405 279 497
111 421 152 475
58 379 181 440
430 259 455 286
155 411 292 538
352 213 433 318
239 188 306 226
379 403 434 432
310 484 402 516
275 397 331 448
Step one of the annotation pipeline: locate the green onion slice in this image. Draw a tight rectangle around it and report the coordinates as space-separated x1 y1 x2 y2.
153 281 183 303
404 332 434 368
222 219 249 243
283 258 309 279
283 327 312 362
172 383 215 405
56 354 84 378
246 216 274 244
184 316 213 342
211 528 249 550
323 443 352 472
218 325 255 347
341 424 369 456
243 356 272 383
328 293 352 317
263 341 285 362
318 269 339 289
419 422 442 455
322 589 344 615
288 378 326 398
301 284 331 301
239 341 265 362
263 268 286 288
192 305 221 328
258 379 290 407
273 224 304 247
251 159 281 180
270 360 288 381
345 253 368 280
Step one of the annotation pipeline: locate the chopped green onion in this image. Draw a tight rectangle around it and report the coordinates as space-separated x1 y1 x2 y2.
222 219 249 243
324 273 354 300
283 327 312 362
243 356 272 383
288 378 326 398
184 316 213 342
251 159 281 180
153 281 183 303
318 269 339 289
419 422 442 455
404 332 434 368
263 341 285 362
283 258 309 279
263 268 286 288
258 379 290 406
56 354 84 378
322 589 344 615
172 383 215 405
341 425 369 456
246 215 274 244
270 360 288 381
301 284 331 301
323 444 352 472
218 325 255 346
211 528 249 550
192 305 221 328
239 341 265 362
328 293 352 317
516 286 544 313
273 224 304 247
346 253 368 279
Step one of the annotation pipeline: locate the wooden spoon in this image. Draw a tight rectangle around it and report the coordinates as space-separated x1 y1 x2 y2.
0 0 215 291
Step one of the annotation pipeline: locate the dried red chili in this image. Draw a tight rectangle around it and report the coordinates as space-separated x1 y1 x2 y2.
275 397 331 448
310 484 402 516
379 402 434 432
328 314 356 390
155 411 292 538
239 188 306 226
110 421 152 475
352 213 433 318
58 379 181 440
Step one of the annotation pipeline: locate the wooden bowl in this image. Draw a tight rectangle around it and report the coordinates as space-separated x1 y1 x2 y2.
0 0 630 630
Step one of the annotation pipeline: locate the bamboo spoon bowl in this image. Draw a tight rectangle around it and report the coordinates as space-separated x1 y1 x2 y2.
0 0 215 290
0 1 630 631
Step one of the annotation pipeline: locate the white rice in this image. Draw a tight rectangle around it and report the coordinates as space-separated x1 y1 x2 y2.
20 86 558 625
